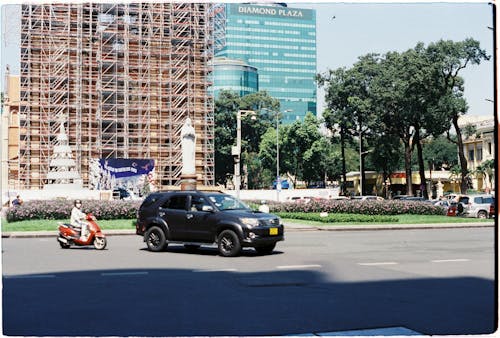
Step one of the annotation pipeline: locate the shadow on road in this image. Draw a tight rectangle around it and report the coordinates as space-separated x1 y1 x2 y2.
3 267 496 336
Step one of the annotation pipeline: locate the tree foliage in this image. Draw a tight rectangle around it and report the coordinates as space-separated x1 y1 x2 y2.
319 38 489 196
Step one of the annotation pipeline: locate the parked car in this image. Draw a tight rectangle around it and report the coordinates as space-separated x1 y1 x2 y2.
351 195 384 201
434 199 458 216
456 194 495 219
113 187 139 200
288 196 313 203
136 190 284 256
272 179 290 190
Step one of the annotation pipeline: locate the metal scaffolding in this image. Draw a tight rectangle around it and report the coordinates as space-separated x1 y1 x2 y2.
17 3 214 190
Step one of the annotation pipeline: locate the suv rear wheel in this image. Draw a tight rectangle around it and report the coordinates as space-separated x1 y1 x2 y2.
145 226 167 252
477 210 488 219
217 230 241 257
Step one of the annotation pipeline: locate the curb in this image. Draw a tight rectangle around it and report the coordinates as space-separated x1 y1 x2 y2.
2 230 136 238
1 222 494 238
313 223 494 231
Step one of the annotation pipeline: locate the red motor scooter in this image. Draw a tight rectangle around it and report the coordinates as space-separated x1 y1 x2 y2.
57 213 107 250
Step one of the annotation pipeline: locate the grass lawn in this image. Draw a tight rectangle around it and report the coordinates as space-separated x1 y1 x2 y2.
1 214 491 232
1 219 135 232
282 214 492 226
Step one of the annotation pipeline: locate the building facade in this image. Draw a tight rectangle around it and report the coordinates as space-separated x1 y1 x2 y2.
458 115 495 191
215 3 316 123
14 3 214 190
212 57 258 98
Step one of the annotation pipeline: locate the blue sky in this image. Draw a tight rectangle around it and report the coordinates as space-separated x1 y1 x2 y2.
299 1 495 117
1 2 495 118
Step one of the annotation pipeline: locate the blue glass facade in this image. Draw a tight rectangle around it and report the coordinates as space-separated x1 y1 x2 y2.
212 57 258 98
215 3 317 123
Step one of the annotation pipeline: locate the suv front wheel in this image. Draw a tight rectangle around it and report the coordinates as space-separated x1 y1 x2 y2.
145 226 167 252
217 230 241 257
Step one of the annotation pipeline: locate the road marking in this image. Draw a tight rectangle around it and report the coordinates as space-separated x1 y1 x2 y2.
295 326 422 336
101 272 149 277
431 259 471 263
5 274 56 279
276 264 322 270
357 262 398 266
193 268 238 273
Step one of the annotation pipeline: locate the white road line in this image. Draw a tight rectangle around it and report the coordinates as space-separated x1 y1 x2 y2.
431 259 471 263
193 268 238 273
5 274 56 279
101 272 149 277
357 262 398 266
276 264 322 270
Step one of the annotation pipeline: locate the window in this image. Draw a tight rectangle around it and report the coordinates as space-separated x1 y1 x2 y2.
190 195 211 212
468 149 474 161
162 196 187 210
477 147 483 161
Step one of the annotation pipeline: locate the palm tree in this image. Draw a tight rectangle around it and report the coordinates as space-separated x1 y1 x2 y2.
450 165 473 193
480 159 495 192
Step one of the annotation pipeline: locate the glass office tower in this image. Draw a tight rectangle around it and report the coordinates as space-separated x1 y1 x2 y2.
215 3 317 123
212 57 258 98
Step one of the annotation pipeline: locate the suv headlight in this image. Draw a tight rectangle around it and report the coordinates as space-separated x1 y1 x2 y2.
239 218 260 227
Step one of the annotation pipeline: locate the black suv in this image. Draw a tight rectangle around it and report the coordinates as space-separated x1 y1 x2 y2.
136 191 284 256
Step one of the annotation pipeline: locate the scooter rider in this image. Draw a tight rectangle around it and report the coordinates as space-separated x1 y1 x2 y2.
70 199 88 241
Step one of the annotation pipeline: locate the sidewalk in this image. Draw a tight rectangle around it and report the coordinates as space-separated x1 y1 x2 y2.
2 221 494 238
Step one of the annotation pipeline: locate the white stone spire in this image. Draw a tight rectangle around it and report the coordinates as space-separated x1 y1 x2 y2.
45 121 83 188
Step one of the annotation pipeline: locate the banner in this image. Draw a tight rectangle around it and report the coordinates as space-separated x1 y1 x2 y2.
89 158 156 194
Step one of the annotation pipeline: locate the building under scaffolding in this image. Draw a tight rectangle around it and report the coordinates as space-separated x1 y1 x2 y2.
15 3 214 190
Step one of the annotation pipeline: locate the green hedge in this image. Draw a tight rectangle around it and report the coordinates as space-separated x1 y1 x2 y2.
5 197 445 223
249 199 445 216
276 212 398 223
6 200 141 222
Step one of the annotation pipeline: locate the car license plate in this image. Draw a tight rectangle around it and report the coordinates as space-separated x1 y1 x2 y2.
269 228 278 235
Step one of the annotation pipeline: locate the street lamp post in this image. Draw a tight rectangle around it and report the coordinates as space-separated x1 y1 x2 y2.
276 111 280 202
262 108 292 202
232 110 255 199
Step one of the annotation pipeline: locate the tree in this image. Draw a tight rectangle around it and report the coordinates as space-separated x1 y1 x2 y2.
214 90 280 186
475 159 495 192
317 68 355 195
421 135 458 170
318 54 383 195
279 113 323 186
426 38 490 193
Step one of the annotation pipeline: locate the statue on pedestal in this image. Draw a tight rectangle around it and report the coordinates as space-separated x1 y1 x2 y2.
180 118 197 190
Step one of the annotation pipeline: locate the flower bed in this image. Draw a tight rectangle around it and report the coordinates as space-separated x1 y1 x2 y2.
5 199 142 222
5 198 445 223
249 199 445 216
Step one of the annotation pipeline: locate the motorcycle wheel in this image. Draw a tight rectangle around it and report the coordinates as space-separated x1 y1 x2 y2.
59 240 70 249
94 237 107 250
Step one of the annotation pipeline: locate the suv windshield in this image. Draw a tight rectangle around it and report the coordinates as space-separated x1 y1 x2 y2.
206 194 250 211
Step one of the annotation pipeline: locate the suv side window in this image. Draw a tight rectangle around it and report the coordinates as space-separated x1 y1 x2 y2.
189 195 211 212
481 197 494 204
162 195 188 210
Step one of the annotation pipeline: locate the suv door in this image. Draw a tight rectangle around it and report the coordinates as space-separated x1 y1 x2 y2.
185 194 217 242
159 194 189 240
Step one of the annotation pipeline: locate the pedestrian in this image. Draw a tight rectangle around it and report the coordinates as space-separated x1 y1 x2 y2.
12 195 23 207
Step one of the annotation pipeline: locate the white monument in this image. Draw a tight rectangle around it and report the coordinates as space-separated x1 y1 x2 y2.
180 118 197 190
45 121 83 190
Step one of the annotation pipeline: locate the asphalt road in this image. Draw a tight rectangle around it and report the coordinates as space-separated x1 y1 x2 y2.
2 227 496 336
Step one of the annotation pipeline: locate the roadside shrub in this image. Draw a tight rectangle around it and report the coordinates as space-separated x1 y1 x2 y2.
6 199 141 222
247 199 445 216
